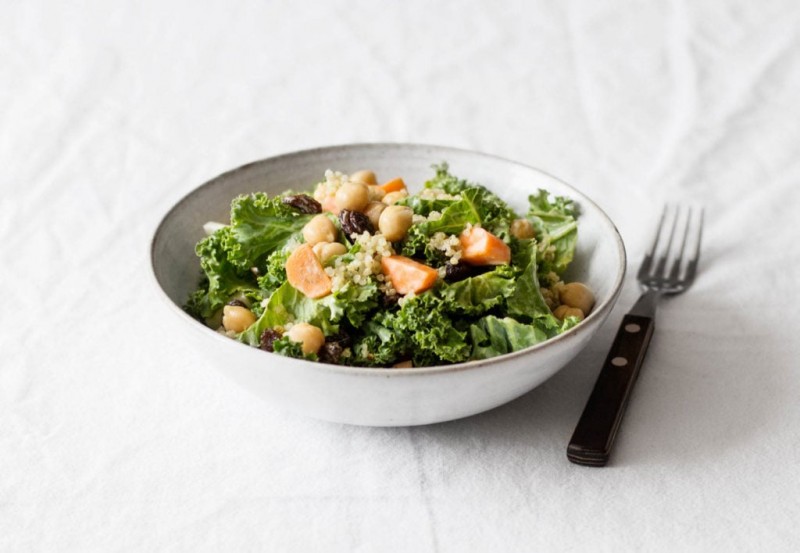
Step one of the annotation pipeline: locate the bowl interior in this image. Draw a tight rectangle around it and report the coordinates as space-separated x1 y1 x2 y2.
152 144 625 359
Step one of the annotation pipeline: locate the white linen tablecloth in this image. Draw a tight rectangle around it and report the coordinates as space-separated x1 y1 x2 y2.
3 1 800 551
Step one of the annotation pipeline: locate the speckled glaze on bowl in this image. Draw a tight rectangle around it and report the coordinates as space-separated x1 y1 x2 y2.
150 144 626 426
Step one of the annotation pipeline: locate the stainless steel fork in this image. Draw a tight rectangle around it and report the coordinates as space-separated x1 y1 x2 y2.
567 205 704 467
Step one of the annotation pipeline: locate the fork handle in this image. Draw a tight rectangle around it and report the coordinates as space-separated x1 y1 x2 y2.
567 314 655 467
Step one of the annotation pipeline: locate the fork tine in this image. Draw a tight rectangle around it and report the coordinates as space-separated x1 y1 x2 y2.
668 206 692 280
683 207 704 283
636 205 668 281
653 205 680 278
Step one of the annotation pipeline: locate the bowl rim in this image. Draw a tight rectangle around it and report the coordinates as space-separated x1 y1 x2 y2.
149 142 627 376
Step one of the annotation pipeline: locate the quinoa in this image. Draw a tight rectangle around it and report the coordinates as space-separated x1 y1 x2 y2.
541 287 558 311
379 277 397 297
313 169 348 203
418 188 461 201
542 277 566 311
216 326 238 338
397 291 417 307
543 271 561 287
324 231 395 292
411 210 444 225
428 232 463 265
537 235 557 264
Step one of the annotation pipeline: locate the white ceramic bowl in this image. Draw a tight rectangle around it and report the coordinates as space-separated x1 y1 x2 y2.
150 144 626 426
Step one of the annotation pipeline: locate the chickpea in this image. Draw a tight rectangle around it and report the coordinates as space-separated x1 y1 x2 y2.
510 218 535 239
302 214 337 245
382 190 408 205
367 185 386 202
222 305 257 333
286 322 325 355
559 282 595 315
393 360 413 368
335 181 370 212
312 241 347 264
363 201 387 229
378 205 413 241
553 305 585 322
349 170 378 185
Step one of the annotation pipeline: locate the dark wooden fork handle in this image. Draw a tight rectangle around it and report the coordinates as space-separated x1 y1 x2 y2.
567 314 655 467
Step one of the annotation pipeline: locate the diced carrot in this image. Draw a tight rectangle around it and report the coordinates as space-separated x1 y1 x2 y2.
459 227 511 265
381 255 438 295
378 177 407 194
286 244 333 298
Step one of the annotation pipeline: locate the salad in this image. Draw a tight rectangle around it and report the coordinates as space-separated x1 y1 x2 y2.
185 164 595 367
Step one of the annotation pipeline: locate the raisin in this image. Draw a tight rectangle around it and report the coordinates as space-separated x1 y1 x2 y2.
444 262 477 282
318 341 344 365
282 194 322 214
380 292 399 308
227 299 248 308
260 329 282 352
326 331 352 348
339 209 373 238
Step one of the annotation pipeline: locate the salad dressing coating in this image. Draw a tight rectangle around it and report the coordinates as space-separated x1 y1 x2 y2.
186 164 593 367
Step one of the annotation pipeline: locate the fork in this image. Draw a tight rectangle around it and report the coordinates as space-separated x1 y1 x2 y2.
567 205 704 467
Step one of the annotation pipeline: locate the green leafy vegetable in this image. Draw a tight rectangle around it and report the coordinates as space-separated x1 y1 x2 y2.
350 318 408 367
332 281 380 328
398 194 456 217
239 282 341 345
439 269 516 315
507 239 558 330
185 227 261 320
527 189 578 277
185 164 585 368
273 335 318 361
386 293 471 365
402 165 517 261
224 193 312 270
257 249 291 295
401 192 481 261
469 316 549 360
426 163 516 238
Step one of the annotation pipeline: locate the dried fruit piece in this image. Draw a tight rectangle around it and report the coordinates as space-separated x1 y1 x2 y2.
318 341 344 364
260 329 282 352
339 209 373 238
444 262 476 282
325 332 352 348
380 293 399 308
282 194 322 214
